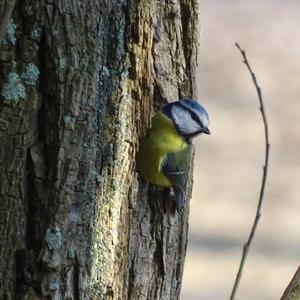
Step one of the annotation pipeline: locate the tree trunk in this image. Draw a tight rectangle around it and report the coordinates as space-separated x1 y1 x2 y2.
0 0 199 299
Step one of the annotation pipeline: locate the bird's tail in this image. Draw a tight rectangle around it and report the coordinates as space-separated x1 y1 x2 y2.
175 190 185 212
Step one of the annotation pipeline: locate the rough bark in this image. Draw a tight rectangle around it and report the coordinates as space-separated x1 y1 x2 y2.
0 0 199 299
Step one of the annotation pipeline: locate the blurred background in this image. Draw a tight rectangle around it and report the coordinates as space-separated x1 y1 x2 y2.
182 1 300 299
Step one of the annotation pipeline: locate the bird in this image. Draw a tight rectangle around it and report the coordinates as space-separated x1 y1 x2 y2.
137 99 210 211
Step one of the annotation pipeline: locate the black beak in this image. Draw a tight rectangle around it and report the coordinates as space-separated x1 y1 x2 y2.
202 127 210 135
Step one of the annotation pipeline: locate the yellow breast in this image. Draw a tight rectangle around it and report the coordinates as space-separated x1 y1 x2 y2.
137 111 188 187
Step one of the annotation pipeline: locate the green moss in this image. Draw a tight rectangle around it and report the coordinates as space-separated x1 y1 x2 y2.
92 170 103 185
1 72 26 102
59 58 67 69
64 115 71 123
21 63 40 85
101 66 110 78
67 248 75 259
49 280 59 291
6 19 16 45
44 226 62 250
31 27 42 40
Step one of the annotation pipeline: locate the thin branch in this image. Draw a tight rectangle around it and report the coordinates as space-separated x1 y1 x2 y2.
229 43 270 300
0 0 17 43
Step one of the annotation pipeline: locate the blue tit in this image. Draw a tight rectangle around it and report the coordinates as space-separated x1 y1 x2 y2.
137 99 210 211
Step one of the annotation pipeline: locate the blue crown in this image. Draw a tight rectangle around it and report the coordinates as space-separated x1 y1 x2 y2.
162 99 207 119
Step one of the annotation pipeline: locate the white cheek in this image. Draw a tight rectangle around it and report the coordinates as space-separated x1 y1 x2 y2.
172 106 201 134
201 113 209 128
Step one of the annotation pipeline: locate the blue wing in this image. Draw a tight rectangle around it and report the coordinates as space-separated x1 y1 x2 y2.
162 145 193 211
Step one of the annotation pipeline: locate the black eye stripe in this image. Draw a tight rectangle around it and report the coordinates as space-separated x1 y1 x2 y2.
176 102 204 127
191 111 198 120
190 111 203 127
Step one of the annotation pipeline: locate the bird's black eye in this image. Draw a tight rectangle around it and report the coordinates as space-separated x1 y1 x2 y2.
190 111 203 127
191 111 199 121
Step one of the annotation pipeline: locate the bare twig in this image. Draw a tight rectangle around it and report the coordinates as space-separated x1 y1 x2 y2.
229 43 270 300
281 267 300 300
0 0 17 43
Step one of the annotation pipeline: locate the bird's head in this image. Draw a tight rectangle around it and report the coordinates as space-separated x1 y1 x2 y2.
162 99 210 139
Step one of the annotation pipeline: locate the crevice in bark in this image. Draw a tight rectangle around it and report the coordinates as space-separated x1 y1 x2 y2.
180 2 191 68
15 249 42 299
37 28 47 143
154 237 165 275
180 1 194 96
15 250 25 297
36 25 59 215
153 85 166 112
127 259 135 300
26 149 40 251
73 256 80 300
